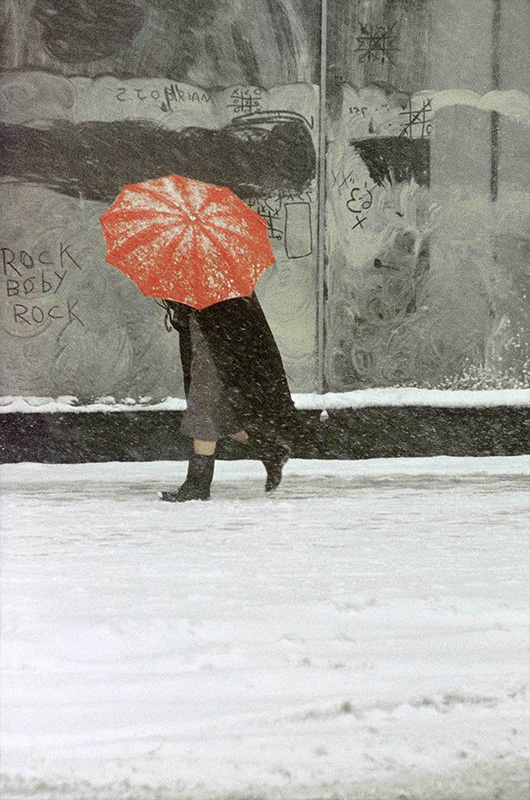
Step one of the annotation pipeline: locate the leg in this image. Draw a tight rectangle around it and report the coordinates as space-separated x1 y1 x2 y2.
231 429 289 492
229 430 249 444
261 445 290 492
159 440 216 503
194 439 217 455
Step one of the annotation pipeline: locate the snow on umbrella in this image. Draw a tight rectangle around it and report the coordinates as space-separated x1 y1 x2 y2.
99 174 274 310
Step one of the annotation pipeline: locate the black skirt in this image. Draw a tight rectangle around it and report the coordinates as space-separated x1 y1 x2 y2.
166 294 298 455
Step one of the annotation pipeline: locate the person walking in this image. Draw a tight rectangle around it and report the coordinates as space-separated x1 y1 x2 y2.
158 293 297 502
99 171 310 504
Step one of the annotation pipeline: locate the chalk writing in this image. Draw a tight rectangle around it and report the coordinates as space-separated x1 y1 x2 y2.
247 196 283 240
11 299 83 327
160 83 212 113
246 190 314 258
1 243 81 275
226 87 262 115
284 203 313 259
6 271 66 296
346 180 375 232
330 169 362 194
399 98 433 139
349 106 368 117
350 215 367 231
1 242 84 333
330 169 376 229
355 22 399 65
114 84 211 112
276 188 314 204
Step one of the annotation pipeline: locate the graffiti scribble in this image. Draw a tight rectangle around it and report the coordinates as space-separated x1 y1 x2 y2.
399 98 434 139
226 87 262 115
354 23 399 66
346 181 375 231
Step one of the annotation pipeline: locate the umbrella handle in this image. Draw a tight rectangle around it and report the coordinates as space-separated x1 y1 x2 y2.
157 299 174 333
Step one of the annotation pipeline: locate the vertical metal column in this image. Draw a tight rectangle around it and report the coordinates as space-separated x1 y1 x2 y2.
316 0 328 393
490 0 501 202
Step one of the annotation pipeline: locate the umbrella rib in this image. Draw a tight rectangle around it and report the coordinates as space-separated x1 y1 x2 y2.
159 225 195 281
102 207 177 224
197 226 262 298
156 226 205 304
106 219 180 262
132 185 188 216
198 225 245 277
202 194 269 229
203 214 267 254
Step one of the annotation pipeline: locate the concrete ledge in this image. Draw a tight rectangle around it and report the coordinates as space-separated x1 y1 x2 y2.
1 406 528 463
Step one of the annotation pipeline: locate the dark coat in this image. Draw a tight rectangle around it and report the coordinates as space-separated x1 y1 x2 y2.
164 294 299 455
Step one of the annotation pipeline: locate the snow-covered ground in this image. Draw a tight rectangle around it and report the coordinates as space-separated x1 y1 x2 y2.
1 387 529 413
1 456 529 800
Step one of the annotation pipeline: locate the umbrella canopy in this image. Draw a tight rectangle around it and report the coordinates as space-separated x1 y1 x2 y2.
99 174 274 310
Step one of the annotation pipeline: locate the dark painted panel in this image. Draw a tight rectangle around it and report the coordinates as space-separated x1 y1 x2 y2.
1 407 528 463
1 0 320 88
0 118 316 202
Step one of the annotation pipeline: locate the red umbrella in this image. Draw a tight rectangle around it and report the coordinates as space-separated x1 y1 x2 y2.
99 174 274 310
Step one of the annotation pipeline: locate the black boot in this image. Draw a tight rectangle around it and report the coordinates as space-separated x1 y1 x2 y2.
247 437 290 492
158 454 215 502
262 447 290 492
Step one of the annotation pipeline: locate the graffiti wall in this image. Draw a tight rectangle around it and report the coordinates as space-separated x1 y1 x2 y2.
0 77 318 398
0 0 320 399
325 0 529 390
0 0 528 400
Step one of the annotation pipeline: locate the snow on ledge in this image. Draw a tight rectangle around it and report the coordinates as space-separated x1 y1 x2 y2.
293 388 530 410
0 387 529 414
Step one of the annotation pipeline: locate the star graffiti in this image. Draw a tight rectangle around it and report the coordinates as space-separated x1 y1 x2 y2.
354 22 399 65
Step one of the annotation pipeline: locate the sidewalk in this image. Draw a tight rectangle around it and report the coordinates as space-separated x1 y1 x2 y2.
1 456 529 799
